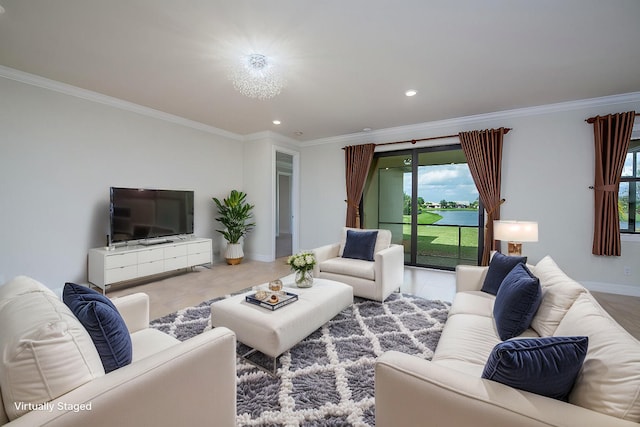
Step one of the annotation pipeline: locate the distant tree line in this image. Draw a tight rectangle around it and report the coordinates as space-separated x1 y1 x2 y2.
404 193 479 215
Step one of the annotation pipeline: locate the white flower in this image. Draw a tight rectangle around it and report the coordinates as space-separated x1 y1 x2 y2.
305 255 314 265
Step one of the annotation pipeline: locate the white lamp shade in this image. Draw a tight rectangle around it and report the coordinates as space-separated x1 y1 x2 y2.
493 220 538 242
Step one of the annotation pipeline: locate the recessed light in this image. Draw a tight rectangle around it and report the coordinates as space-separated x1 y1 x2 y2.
272 120 281 125
363 128 372 132
405 90 417 97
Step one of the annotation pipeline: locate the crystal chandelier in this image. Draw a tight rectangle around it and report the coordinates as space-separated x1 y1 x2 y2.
229 53 286 100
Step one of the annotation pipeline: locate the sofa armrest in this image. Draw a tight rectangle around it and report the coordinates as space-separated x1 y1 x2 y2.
312 243 340 276
375 351 635 427
111 292 149 333
7 327 237 427
455 264 488 293
374 244 404 300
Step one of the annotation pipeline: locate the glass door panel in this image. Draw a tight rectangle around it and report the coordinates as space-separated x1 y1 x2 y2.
363 146 482 270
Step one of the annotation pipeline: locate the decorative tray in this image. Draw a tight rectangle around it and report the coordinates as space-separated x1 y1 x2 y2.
245 291 298 311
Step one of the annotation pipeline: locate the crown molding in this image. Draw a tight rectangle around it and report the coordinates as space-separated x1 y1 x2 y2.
3 65 638 148
303 91 640 147
0 65 243 141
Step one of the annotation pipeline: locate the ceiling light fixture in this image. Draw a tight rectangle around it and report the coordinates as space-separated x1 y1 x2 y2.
229 53 286 100
272 120 281 125
405 89 417 97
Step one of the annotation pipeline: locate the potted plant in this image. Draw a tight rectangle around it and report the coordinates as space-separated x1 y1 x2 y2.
212 190 255 265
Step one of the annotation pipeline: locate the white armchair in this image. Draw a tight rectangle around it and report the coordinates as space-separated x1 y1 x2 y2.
312 228 404 302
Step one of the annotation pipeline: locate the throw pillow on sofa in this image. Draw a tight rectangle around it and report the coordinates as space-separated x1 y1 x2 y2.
482 336 588 401
493 263 542 340
530 255 586 336
63 283 132 373
342 229 379 261
481 251 527 295
0 276 105 421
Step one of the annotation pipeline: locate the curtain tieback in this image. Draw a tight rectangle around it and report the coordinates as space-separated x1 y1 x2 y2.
593 184 617 192
344 199 359 208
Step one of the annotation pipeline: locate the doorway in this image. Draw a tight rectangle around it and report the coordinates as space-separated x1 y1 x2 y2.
275 151 294 258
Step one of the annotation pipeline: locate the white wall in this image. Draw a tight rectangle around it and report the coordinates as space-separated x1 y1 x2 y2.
299 95 640 294
242 133 300 261
0 76 243 289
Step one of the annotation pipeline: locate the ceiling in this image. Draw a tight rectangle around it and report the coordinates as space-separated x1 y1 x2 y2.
1 0 639 142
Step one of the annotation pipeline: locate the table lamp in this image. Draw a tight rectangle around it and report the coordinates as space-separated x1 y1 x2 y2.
493 220 538 256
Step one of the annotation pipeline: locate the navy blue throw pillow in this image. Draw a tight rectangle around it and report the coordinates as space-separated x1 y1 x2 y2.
342 230 379 261
493 263 542 340
482 336 589 401
481 252 527 295
63 283 132 373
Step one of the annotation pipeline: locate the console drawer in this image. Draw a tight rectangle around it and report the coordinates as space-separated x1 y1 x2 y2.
105 265 137 284
104 252 138 269
164 244 187 258
165 256 188 271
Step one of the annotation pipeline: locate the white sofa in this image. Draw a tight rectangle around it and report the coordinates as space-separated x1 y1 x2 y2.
312 228 404 302
375 256 640 427
0 276 237 427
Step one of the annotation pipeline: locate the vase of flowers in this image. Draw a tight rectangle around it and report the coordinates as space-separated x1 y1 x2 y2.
287 251 316 288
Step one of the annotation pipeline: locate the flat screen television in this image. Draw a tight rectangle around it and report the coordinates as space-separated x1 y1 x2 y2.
110 187 194 244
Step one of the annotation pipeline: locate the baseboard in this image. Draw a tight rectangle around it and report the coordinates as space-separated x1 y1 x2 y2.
581 281 640 297
246 253 275 263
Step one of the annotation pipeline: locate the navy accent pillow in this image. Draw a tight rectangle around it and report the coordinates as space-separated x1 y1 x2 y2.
342 230 379 261
493 263 542 340
482 336 589 401
63 283 132 373
482 252 527 295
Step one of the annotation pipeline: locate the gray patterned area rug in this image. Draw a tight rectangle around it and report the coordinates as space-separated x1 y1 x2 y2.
150 292 450 426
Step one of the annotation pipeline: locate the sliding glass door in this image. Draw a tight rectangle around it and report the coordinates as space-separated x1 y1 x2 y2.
363 145 482 269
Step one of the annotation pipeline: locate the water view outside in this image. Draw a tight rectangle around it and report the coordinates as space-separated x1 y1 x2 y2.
428 209 478 226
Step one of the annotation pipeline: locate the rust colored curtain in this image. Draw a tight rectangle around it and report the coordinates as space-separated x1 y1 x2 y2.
344 143 376 228
459 128 506 266
589 111 636 256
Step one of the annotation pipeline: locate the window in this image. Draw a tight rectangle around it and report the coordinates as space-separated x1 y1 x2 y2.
620 139 640 233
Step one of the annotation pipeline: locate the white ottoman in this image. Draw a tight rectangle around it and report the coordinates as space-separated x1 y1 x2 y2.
211 278 353 370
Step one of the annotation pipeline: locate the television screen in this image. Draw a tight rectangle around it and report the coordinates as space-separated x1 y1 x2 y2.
110 187 194 243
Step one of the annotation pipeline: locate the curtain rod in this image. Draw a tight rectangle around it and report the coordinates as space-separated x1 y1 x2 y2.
586 112 640 123
345 128 512 148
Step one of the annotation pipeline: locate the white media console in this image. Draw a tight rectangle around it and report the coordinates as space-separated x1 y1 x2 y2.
88 237 212 293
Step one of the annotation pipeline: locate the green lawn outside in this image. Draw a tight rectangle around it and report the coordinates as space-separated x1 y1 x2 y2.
400 213 479 263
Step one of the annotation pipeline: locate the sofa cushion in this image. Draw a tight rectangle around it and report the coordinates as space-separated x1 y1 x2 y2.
530 255 586 336
448 291 495 318
130 328 180 362
342 229 378 261
493 264 542 340
554 293 640 422
339 227 391 257
432 313 502 375
481 252 527 295
319 257 375 281
63 283 133 373
0 276 104 421
482 336 588 401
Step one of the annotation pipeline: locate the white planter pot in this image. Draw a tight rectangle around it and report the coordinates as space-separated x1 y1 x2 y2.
225 243 244 265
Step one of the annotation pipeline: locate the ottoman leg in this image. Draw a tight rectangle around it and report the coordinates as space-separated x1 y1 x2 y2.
241 347 279 376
